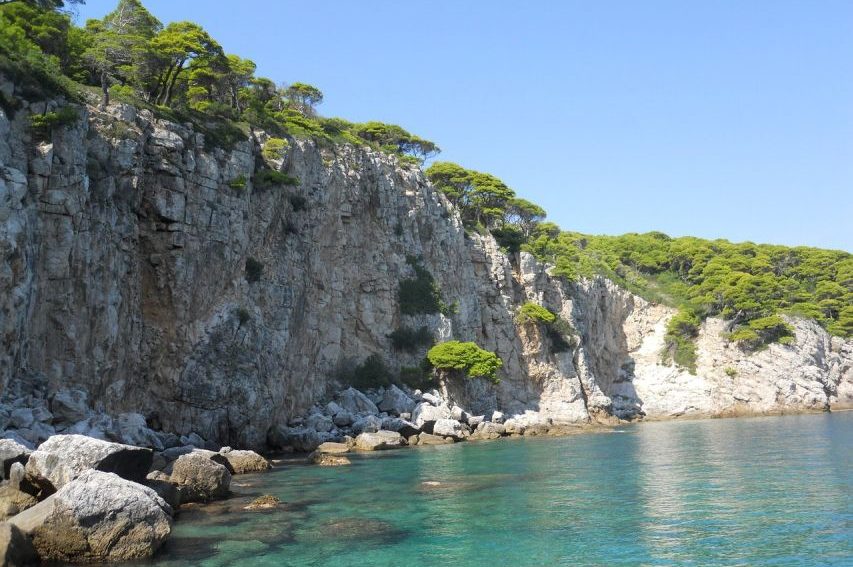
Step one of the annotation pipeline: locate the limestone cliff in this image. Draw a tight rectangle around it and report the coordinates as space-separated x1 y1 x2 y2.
1 96 851 448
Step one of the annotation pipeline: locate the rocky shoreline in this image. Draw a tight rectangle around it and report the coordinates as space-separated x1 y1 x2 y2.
0 379 845 564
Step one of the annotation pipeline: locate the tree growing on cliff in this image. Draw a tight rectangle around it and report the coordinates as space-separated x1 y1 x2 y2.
283 82 323 116
427 341 503 383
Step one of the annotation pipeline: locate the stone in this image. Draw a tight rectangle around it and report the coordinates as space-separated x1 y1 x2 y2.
0 433 32 451
470 421 505 440
267 426 321 453
49 389 91 425
354 430 404 451
144 476 181 511
421 392 442 406
449 405 468 423
179 432 206 448
351 415 382 435
216 449 270 474
325 401 344 417
9 470 171 563
310 452 351 466
416 433 453 445
8 409 33 430
244 495 279 510
378 385 416 415
490 411 505 424
333 411 354 427
169 453 230 502
411 403 451 432
25 434 152 493
0 522 38 567
0 440 31 479
316 442 350 454
64 415 113 440
115 413 164 450
467 415 485 428
0 485 37 520
432 419 468 440
335 388 379 416
380 417 419 438
306 414 334 433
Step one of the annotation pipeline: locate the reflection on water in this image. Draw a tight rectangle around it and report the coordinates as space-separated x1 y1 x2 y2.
137 413 852 567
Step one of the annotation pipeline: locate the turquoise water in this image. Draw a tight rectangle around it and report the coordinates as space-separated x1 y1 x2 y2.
141 413 852 566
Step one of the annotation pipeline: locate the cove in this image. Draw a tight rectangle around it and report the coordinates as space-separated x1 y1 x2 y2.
138 412 851 566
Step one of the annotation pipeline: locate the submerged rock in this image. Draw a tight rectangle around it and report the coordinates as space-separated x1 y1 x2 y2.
9 470 171 562
25 434 152 493
354 431 404 451
310 452 351 466
244 495 280 510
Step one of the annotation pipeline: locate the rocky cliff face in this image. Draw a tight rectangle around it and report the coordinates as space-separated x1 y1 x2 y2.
1 95 851 448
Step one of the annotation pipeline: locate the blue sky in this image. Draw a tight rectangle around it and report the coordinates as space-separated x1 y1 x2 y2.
74 1 853 251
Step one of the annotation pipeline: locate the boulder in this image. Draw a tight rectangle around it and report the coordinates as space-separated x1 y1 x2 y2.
267 426 321 453
64 415 113 440
10 470 171 562
354 430 404 451
169 453 230 502
8 409 34 431
417 433 453 445
25 434 152 493
0 522 38 567
16 422 55 446
325 401 344 417
449 405 468 423
0 440 31 480
310 452 351 466
49 389 91 425
316 442 350 454
378 385 416 415
380 417 419 438
470 421 506 440
467 415 485 428
411 403 451 432
432 419 468 440
333 410 354 427
179 432 206 448
0 433 32 451
115 413 164 450
306 414 334 433
490 410 505 424
144 473 181 510
0 485 37 520
335 388 379 416
216 449 270 474
421 392 442 406
351 415 382 435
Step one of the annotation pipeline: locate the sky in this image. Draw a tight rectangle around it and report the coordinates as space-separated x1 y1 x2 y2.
73 1 853 251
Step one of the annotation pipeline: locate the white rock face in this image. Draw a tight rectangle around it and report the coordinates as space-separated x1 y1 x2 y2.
0 97 849 451
432 419 468 440
9 470 172 562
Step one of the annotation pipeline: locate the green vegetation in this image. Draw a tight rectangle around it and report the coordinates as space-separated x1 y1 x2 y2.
227 175 246 190
426 341 502 383
346 354 391 390
254 169 299 189
262 137 288 161
0 0 437 162
525 231 852 349
517 302 557 325
398 256 453 316
398 359 436 391
244 257 263 283
388 326 434 352
28 106 77 139
724 367 738 377
662 309 701 373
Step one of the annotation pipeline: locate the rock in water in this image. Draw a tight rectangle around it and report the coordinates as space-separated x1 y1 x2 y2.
354 431 404 451
0 522 38 566
25 434 152 493
432 419 468 440
0 440 31 480
9 470 171 562
169 453 230 502
310 452 351 466
216 449 270 474
244 495 280 510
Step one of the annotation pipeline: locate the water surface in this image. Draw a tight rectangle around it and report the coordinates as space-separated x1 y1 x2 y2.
141 412 852 566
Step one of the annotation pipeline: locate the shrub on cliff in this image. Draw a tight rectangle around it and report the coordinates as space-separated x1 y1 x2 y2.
389 326 433 352
426 341 502 383
517 302 557 325
662 309 700 373
398 256 453 316
344 354 392 390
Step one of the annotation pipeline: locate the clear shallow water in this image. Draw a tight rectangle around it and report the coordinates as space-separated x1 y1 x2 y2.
140 413 852 566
